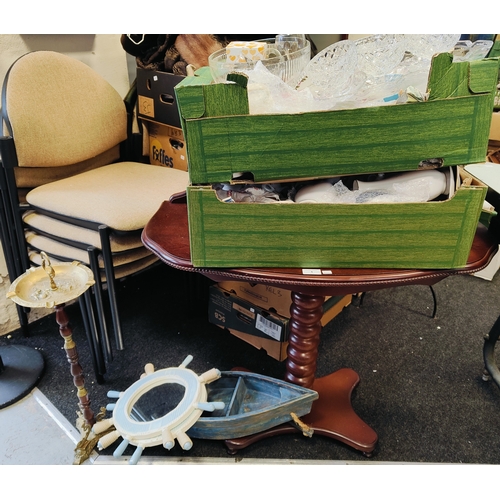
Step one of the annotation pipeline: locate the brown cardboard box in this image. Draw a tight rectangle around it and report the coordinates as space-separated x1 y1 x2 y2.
217 281 350 326
226 328 289 361
137 68 184 128
145 121 188 172
208 285 289 342
136 67 189 172
210 284 351 361
490 112 500 142
321 294 352 326
217 281 297 318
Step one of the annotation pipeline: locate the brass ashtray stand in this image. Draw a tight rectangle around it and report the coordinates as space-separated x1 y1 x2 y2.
7 252 97 426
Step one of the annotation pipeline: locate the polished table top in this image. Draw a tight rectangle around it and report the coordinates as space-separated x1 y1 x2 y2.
142 199 499 297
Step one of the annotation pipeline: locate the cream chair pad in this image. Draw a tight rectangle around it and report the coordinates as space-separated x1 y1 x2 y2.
110 255 159 280
26 163 189 232
28 251 159 282
26 231 153 267
23 211 143 253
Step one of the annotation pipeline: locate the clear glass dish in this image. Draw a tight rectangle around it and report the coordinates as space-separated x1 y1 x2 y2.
208 37 311 86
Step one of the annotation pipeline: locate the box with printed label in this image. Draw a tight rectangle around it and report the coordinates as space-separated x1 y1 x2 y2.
225 328 288 361
145 121 188 172
210 286 352 360
208 284 288 342
217 281 351 326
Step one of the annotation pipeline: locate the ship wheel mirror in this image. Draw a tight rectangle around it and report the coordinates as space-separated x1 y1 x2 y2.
132 381 187 422
93 355 225 465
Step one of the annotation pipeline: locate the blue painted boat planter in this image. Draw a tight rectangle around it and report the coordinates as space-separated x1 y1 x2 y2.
187 371 319 440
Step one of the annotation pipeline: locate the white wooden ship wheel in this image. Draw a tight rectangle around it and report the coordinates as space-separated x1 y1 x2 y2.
93 355 224 464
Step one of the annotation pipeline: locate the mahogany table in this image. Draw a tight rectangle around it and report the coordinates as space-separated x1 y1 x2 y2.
142 198 499 456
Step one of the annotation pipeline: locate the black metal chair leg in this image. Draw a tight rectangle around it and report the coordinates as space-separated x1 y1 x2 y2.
98 224 124 351
79 291 106 384
14 305 29 335
87 246 113 363
0 171 30 335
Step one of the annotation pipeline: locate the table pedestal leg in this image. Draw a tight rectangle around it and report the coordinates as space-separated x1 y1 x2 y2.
55 304 95 426
225 292 377 455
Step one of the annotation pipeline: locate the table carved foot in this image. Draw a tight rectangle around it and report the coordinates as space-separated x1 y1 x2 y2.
224 292 377 455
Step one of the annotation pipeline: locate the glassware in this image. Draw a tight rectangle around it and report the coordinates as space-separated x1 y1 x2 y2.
354 34 406 78
208 37 311 86
295 39 358 99
403 34 461 61
453 39 493 61
275 34 307 56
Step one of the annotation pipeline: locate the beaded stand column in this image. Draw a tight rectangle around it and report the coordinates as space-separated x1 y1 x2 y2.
285 292 324 388
55 303 95 426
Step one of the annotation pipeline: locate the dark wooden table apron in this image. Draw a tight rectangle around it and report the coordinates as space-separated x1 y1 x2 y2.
142 199 498 456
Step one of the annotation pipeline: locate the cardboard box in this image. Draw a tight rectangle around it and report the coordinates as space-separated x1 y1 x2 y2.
217 281 297 318
209 285 289 342
137 68 184 128
218 295 352 361
217 280 351 326
210 285 351 361
145 121 188 172
321 294 353 326
175 54 499 185
136 68 189 171
490 111 500 142
226 328 288 361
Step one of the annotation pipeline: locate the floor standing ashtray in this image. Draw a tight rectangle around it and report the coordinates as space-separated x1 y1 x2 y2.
6 252 96 425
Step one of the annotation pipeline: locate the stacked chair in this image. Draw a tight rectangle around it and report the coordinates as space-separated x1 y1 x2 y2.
0 51 189 380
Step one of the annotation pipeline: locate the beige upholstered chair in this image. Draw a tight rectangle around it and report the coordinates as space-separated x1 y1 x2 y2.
0 51 189 363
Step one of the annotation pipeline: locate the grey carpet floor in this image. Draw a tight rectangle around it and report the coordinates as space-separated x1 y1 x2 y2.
3 264 500 464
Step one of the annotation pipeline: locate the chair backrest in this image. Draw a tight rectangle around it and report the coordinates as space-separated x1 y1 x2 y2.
1 51 128 177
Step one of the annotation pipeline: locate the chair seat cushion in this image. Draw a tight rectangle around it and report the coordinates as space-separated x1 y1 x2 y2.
23 211 143 252
26 231 153 267
26 162 189 231
29 250 159 282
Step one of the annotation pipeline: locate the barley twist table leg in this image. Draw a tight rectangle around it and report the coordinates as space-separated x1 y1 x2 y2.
285 292 324 388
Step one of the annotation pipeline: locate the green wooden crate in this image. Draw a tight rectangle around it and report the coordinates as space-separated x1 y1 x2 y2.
175 53 497 269
186 170 487 269
176 54 499 185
